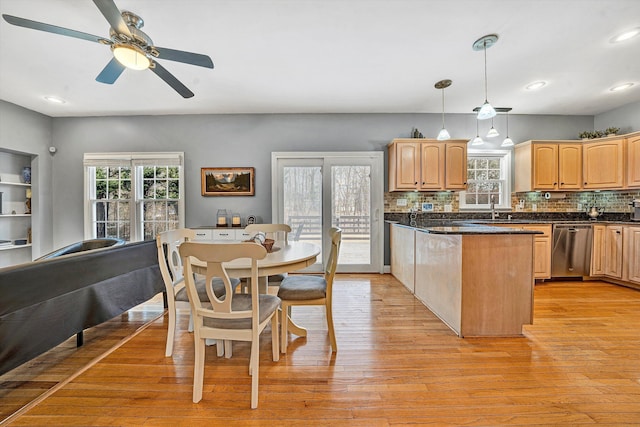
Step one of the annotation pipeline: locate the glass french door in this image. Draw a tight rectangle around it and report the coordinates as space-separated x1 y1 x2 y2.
272 152 383 273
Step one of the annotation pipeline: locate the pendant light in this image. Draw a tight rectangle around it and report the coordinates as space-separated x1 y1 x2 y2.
470 118 484 146
435 79 452 141
473 34 498 120
486 117 499 138
501 110 514 147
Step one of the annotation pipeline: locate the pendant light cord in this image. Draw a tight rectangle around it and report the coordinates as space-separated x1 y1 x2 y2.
441 88 446 128
483 39 489 102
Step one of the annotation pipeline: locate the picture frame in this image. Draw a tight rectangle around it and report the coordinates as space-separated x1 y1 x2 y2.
201 167 255 196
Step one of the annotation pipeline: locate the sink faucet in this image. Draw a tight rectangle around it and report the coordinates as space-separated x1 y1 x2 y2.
490 195 499 220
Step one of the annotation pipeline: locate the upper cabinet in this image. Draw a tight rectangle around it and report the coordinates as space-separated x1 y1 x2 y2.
515 141 582 192
583 138 624 189
628 133 640 188
388 139 467 191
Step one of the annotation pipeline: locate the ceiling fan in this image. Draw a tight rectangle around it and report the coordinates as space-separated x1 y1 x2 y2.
2 0 214 98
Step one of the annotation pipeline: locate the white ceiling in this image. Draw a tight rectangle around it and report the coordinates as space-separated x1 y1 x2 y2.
0 0 639 118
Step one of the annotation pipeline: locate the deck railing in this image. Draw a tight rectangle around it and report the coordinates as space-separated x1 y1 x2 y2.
287 215 370 240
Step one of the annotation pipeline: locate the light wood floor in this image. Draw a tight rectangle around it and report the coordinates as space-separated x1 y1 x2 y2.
2 275 640 426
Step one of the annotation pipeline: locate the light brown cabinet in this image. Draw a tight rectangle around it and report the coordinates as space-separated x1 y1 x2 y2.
591 224 606 276
514 141 582 192
583 138 624 189
604 225 623 279
624 226 640 284
388 139 467 191
628 134 640 188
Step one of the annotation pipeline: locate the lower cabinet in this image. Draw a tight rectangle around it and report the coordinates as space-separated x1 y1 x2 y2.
192 228 252 241
591 225 606 276
624 226 640 284
390 224 415 293
604 225 623 279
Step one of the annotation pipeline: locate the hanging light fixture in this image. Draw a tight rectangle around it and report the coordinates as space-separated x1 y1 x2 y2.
470 118 484 146
486 117 499 138
473 34 498 120
435 79 452 141
501 110 514 147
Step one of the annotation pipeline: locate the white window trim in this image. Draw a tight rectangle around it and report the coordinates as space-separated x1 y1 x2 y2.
459 149 512 211
83 152 184 241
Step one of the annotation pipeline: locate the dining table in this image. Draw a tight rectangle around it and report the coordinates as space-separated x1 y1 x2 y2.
190 239 320 338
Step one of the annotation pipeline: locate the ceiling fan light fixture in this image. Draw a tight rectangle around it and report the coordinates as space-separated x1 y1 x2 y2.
469 118 484 146
112 44 150 70
486 126 499 138
501 110 513 147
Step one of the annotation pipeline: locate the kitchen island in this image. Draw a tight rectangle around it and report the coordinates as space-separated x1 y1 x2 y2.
390 222 539 337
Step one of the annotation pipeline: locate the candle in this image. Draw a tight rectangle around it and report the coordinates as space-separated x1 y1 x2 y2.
232 214 241 226
217 216 227 225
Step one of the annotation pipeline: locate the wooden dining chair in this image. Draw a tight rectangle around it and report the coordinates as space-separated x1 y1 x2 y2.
243 223 292 287
156 229 241 357
278 227 341 353
179 241 281 409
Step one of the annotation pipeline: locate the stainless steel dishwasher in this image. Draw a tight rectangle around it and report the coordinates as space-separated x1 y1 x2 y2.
551 224 593 278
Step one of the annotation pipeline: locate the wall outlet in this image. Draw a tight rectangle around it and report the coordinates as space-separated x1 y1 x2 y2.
577 203 583 211
518 199 525 209
444 204 452 212
396 198 408 206
532 203 537 212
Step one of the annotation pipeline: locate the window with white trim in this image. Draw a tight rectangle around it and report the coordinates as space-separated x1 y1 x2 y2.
83 153 184 242
459 149 511 210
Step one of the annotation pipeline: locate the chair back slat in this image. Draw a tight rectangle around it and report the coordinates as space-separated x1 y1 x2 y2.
325 227 342 290
156 229 195 291
180 242 267 319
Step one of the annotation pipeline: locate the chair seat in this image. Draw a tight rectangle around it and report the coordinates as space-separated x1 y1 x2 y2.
278 275 327 300
203 294 281 329
176 277 241 302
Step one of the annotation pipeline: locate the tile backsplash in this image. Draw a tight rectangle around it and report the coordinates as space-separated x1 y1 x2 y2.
384 190 640 213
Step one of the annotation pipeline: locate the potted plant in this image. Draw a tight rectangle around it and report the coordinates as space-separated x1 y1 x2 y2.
605 127 619 136
593 130 605 138
579 131 591 140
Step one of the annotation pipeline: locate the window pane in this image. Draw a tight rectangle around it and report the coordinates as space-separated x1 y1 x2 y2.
488 159 500 169
155 167 167 178
155 181 167 199
488 170 500 180
168 180 179 199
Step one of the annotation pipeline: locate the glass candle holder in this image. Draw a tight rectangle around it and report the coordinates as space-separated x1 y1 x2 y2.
231 213 241 227
216 209 228 227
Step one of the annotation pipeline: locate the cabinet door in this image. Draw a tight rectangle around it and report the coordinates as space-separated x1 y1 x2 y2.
583 140 624 189
419 142 445 190
212 229 235 240
558 144 582 189
604 226 623 278
532 144 558 190
192 229 212 240
628 135 640 188
626 226 640 284
590 225 606 276
521 224 551 279
395 142 421 189
445 142 468 189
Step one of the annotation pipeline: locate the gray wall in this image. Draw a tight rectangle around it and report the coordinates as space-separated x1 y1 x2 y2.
2 98 638 258
594 100 640 133
0 101 53 257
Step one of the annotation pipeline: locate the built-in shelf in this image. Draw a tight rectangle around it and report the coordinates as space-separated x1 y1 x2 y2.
0 181 31 187
0 243 32 252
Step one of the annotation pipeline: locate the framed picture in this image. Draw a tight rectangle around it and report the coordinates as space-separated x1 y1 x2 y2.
201 167 255 196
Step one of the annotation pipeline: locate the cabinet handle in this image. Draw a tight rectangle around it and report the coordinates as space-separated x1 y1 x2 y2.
553 182 557 185
560 182 564 185
414 181 418 185
616 230 621 234
584 182 588 185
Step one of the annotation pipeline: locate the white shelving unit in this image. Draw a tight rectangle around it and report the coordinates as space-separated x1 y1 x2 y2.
0 151 34 268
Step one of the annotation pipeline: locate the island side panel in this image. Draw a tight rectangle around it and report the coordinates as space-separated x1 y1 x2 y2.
414 231 462 335
460 234 535 337
390 224 416 293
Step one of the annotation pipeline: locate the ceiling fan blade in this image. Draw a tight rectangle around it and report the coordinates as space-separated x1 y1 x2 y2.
150 61 194 98
2 14 108 44
96 58 126 84
92 0 132 38
154 47 214 69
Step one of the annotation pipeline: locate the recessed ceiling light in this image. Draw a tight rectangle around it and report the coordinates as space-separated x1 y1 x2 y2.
44 96 66 104
610 83 634 92
525 81 546 90
610 27 640 43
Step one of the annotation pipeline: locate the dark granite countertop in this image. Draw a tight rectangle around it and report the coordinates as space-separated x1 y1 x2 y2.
418 225 542 235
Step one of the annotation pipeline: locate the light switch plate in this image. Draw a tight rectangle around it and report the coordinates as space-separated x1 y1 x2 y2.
396 198 408 206
444 204 452 212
